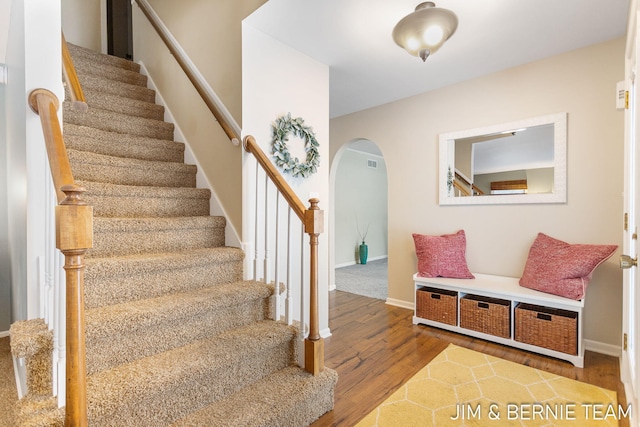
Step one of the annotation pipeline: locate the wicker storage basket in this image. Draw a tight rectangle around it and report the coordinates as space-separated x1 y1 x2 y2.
416 287 458 326
515 303 578 355
460 294 511 338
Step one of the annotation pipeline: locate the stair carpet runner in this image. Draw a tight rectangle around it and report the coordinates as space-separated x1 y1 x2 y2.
12 44 337 426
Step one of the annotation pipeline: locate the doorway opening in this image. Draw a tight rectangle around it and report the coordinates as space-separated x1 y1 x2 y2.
330 139 388 300
107 0 133 60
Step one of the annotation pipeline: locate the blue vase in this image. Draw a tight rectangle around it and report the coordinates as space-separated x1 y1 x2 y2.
359 243 368 265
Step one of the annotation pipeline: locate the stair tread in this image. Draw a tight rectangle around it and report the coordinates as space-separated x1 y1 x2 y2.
89 216 226 258
75 57 147 87
78 86 164 120
64 102 174 140
64 123 183 151
77 73 156 103
86 321 296 416
93 215 225 232
172 366 339 427
83 247 243 310
64 123 184 163
68 149 195 173
68 42 140 72
77 180 210 198
86 280 272 338
85 247 243 274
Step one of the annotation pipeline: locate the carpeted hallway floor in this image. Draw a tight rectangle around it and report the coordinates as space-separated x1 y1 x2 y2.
335 258 388 300
0 336 17 427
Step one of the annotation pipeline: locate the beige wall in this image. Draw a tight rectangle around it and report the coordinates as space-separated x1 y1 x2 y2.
61 0 102 50
330 37 625 348
141 0 266 122
132 0 266 239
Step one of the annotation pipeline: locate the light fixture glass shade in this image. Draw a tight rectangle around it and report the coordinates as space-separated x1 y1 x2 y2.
392 2 458 61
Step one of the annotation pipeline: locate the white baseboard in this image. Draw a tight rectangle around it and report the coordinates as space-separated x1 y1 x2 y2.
385 298 413 310
584 339 621 357
335 255 388 269
0 330 9 338
320 327 332 339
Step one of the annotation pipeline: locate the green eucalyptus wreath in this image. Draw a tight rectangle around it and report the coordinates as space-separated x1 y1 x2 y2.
271 113 320 178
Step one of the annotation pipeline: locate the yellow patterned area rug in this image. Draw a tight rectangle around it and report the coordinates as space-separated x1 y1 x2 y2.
356 344 626 427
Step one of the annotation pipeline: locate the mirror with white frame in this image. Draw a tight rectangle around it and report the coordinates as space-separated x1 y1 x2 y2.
439 113 567 205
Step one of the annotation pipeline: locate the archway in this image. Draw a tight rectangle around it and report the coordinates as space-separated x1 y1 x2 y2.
329 139 388 300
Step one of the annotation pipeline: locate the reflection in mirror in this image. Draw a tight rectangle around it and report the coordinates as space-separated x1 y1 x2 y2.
439 113 567 205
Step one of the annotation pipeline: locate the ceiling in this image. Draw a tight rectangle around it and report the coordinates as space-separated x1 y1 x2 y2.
245 0 630 119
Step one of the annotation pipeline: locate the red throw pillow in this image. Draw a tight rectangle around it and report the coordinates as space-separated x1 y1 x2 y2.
412 230 475 279
519 233 617 300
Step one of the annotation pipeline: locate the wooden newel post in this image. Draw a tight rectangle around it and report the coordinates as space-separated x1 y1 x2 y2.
304 198 324 375
57 184 92 427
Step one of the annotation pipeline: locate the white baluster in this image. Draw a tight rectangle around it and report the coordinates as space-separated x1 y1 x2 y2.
298 224 306 368
253 163 260 281
273 192 281 321
263 177 270 285
285 208 293 325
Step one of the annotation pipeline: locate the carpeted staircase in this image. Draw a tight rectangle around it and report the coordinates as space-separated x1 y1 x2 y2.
11 43 336 426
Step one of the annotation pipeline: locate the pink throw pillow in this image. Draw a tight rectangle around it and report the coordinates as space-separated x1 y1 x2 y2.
519 233 617 300
412 230 474 279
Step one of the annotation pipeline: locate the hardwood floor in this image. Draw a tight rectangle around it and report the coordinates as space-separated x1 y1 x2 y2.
311 290 628 427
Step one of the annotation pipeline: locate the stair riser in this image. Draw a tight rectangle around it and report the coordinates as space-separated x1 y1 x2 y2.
85 258 243 309
64 106 174 140
88 334 295 426
175 367 339 427
86 298 270 374
75 60 147 87
89 226 225 257
64 127 185 164
79 73 156 103
85 194 210 218
71 162 196 188
79 87 165 121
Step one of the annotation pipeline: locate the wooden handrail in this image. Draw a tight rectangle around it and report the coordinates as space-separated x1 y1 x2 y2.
454 172 484 196
61 32 88 113
243 134 324 375
453 179 471 197
243 135 306 221
29 87 92 426
134 0 241 146
28 89 75 203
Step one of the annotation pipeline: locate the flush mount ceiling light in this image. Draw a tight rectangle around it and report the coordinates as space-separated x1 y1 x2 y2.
392 2 458 62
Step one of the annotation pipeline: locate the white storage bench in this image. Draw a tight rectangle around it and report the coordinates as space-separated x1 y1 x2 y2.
413 273 585 367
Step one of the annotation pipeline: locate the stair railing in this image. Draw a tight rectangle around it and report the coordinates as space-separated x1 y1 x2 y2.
243 135 325 375
134 0 325 375
27 34 93 426
61 32 88 113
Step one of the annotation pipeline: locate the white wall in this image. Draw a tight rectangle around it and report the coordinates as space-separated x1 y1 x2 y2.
242 24 330 336
0 0 12 63
0 83 10 332
330 37 625 349
334 146 388 266
5 0 63 322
